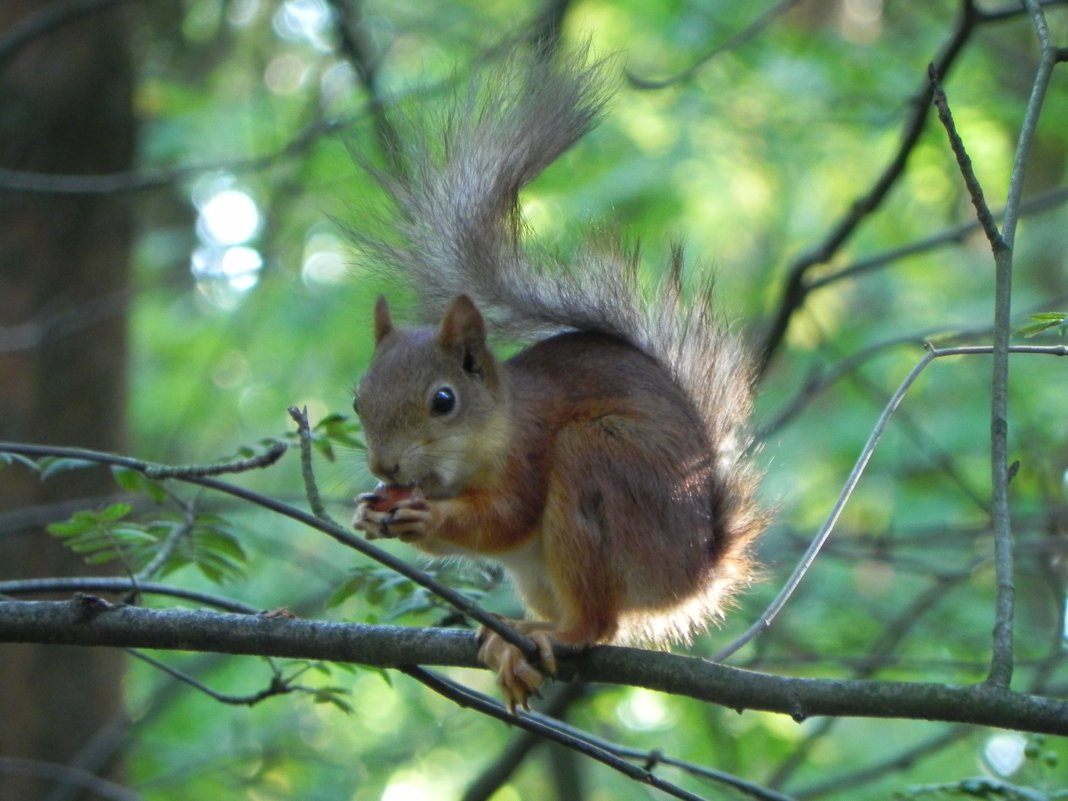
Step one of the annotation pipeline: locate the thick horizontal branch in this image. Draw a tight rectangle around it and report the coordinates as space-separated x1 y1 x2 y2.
2 599 1066 736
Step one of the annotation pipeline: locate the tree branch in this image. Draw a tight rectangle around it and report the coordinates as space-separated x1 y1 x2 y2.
403 667 712 801
288 405 336 524
0 440 538 660
626 0 805 89
983 0 1059 689
0 757 141 801
2 599 1066 736
716 343 1068 662
0 116 344 195
757 0 982 372
0 0 136 72
0 578 257 614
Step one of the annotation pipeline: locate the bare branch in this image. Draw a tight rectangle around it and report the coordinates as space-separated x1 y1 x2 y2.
142 441 287 479
928 66 1006 253
403 667 713 801
323 0 402 168
2 599 1067 735
126 650 305 707
0 578 257 614
0 757 141 801
759 0 983 372
626 0 805 89
464 683 797 801
130 498 197 586
983 0 1061 689
716 344 1068 662
463 685 588 801
0 441 539 660
794 727 972 800
807 185 1068 292
0 0 136 72
288 405 337 524
0 116 344 196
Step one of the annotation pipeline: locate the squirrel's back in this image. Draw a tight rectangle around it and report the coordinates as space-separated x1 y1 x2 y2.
351 45 766 627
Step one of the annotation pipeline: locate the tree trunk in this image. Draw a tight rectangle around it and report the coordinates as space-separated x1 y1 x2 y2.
0 2 135 798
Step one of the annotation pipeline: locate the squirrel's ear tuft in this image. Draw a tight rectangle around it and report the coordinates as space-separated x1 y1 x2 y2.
373 295 393 344
438 294 486 351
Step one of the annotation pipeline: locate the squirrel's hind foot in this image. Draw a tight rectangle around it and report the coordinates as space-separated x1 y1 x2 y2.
477 620 559 712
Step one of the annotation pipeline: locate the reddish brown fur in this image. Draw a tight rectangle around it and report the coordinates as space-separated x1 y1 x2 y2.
392 329 751 649
349 50 765 706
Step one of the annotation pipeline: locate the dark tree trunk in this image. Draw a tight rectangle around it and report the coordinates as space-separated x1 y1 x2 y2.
0 2 136 798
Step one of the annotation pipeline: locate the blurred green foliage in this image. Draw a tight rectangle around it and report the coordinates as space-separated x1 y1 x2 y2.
24 0 1068 799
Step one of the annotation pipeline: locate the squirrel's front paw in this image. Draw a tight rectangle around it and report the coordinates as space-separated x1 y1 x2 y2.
352 485 430 541
477 621 558 712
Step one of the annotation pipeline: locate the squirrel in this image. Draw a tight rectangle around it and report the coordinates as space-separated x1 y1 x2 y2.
350 46 766 708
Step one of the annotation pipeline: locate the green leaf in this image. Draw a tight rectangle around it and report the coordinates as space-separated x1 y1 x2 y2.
1029 312 1067 321
47 503 133 537
311 686 354 714
327 575 364 608
372 668 393 688
46 504 148 567
1018 311 1068 338
184 524 246 585
313 413 364 454
39 457 99 481
111 466 167 503
195 526 246 562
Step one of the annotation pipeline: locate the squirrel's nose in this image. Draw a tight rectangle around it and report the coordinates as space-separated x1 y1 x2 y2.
369 452 400 482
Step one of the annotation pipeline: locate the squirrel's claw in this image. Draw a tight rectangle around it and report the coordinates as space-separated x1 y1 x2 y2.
477 622 557 712
388 500 431 542
352 496 431 541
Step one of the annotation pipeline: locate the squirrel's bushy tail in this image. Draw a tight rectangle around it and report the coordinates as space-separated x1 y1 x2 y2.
353 45 765 572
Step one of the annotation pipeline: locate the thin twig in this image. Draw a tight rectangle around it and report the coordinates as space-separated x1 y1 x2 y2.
0 116 345 195
402 666 715 801
758 0 982 372
132 497 198 586
324 0 402 168
983 0 1059 689
0 758 141 801
143 441 287 479
126 649 301 706
927 65 1005 252
287 405 337 524
714 344 1068 662
0 577 257 614
793 727 972 800
765 567 980 789
806 184 1068 292
0 441 538 659
626 0 804 89
463 684 588 801
530 714 801 801
0 0 135 71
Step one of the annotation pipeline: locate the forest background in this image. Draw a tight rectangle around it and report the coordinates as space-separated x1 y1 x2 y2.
1 1 1067 800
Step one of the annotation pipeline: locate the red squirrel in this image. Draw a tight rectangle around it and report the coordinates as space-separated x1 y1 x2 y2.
350 48 766 708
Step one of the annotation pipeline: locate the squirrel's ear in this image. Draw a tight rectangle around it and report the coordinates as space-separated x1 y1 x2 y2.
373 295 393 344
438 294 486 350
439 295 497 382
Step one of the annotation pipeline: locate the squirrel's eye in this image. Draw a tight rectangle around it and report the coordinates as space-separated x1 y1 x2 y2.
430 387 456 416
